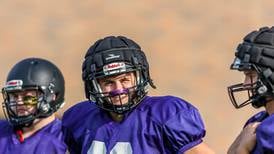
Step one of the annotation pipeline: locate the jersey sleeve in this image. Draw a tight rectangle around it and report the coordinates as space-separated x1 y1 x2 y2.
162 106 206 153
255 114 274 153
62 102 90 154
243 111 267 128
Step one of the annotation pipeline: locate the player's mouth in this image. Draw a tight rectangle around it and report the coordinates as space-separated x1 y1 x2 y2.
111 94 128 105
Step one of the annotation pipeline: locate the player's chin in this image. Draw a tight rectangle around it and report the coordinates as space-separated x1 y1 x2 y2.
13 108 35 116
16 112 32 117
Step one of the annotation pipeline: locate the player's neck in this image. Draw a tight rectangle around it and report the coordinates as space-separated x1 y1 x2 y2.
265 100 274 115
109 112 124 122
22 114 56 138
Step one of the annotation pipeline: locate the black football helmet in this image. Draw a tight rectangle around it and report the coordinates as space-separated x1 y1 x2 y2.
82 36 156 114
228 26 274 108
2 58 65 127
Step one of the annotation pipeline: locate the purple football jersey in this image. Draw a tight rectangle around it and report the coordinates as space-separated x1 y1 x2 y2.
62 96 206 154
0 118 67 154
245 111 274 154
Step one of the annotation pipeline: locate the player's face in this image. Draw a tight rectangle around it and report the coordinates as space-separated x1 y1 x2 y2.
228 69 260 108
8 90 39 116
98 72 136 105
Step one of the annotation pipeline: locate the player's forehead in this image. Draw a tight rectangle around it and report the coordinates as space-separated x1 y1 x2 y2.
99 72 135 81
243 70 257 76
8 89 37 96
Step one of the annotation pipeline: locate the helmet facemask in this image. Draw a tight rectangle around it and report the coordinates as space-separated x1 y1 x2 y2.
2 85 47 127
86 62 149 114
228 72 266 108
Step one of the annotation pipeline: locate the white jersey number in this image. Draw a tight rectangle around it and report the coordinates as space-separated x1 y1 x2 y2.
87 141 133 154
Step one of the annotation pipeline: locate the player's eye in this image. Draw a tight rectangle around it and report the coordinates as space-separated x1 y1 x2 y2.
22 95 38 106
103 80 114 86
121 78 130 83
8 93 18 100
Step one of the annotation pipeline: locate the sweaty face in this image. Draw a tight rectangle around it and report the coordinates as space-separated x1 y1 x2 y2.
7 90 39 117
98 72 136 105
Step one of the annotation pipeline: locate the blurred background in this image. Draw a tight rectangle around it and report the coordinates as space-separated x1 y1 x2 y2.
0 0 273 153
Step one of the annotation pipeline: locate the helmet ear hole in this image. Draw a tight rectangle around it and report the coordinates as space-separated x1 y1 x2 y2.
38 102 50 114
46 93 56 103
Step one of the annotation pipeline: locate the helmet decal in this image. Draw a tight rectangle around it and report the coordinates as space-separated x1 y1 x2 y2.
5 80 23 91
103 62 126 76
105 53 121 61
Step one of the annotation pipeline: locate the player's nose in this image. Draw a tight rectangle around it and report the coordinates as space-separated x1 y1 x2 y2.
114 81 123 90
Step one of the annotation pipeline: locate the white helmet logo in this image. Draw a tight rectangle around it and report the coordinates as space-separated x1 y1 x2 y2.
106 54 121 61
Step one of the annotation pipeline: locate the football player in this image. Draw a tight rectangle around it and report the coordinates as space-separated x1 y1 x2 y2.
227 27 274 153
62 36 214 154
0 58 67 153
